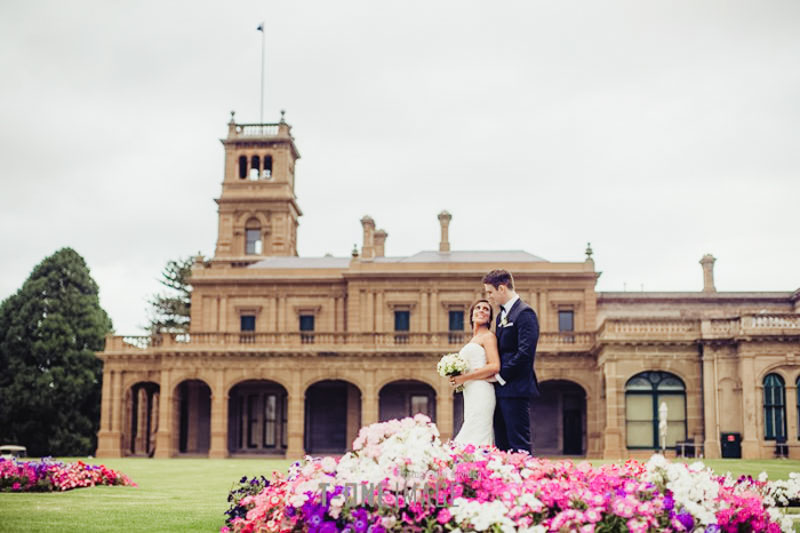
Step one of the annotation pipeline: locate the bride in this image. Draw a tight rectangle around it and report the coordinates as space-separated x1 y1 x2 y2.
449 299 501 446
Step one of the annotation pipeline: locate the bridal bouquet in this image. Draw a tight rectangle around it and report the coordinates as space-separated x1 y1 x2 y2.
437 352 469 392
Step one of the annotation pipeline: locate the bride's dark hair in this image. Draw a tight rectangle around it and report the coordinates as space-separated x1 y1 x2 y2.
469 299 494 329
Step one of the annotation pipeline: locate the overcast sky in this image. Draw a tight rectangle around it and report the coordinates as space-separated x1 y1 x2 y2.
1 1 798 335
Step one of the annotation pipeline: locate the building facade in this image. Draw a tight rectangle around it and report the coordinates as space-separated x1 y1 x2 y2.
95 115 800 460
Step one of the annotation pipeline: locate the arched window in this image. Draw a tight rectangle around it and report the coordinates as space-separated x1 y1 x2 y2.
245 219 262 255
238 156 247 179
249 156 261 180
625 371 686 449
262 155 272 178
764 374 786 441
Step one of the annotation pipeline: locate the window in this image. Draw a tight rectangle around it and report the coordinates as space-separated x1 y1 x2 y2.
240 315 255 344
300 315 315 344
558 311 574 331
238 155 248 179
764 374 786 441
625 371 686 449
240 315 255 331
245 219 262 255
448 310 464 344
410 395 430 417
262 155 272 178
264 394 277 447
394 310 410 344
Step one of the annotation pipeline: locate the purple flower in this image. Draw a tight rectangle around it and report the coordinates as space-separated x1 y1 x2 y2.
705 525 721 533
663 495 675 511
352 509 369 533
676 511 694 531
319 521 338 533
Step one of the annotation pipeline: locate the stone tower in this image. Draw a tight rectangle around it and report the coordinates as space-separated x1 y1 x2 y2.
213 111 302 264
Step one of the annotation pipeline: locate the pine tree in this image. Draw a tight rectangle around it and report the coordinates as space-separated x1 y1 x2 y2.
0 248 112 456
146 255 196 334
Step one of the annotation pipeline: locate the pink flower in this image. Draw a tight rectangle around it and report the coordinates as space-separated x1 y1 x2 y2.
436 508 451 524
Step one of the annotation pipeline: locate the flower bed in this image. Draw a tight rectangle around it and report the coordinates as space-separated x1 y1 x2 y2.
223 415 800 533
0 457 136 492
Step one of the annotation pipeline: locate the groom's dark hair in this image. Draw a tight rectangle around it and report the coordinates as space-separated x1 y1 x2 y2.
482 269 514 290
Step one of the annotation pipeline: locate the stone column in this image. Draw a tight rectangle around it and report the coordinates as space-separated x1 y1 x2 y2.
602 360 624 458
436 384 454 440
209 370 228 458
361 371 379 426
739 354 760 458
285 372 305 460
155 370 174 458
787 383 798 458
96 367 120 457
702 346 721 458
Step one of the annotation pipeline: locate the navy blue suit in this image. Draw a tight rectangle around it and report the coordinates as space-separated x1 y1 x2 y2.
493 298 540 453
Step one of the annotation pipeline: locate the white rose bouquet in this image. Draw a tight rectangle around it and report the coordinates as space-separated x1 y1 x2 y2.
437 352 469 392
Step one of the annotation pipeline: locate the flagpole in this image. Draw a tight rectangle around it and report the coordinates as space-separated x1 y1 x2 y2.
258 22 265 124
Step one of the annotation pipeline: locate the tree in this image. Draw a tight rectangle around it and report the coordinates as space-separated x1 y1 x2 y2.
0 248 112 456
146 255 197 334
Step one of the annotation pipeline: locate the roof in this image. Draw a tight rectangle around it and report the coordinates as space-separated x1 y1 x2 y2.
375 250 548 263
248 256 351 269
248 250 548 269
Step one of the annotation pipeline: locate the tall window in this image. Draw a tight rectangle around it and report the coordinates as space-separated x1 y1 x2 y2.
249 155 261 180
245 219 262 255
262 155 272 178
558 310 575 343
238 155 248 179
625 371 686 449
300 315 315 344
448 310 464 344
394 310 410 344
764 374 786 441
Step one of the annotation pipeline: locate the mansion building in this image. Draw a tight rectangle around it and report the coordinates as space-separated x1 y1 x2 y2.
95 114 800 460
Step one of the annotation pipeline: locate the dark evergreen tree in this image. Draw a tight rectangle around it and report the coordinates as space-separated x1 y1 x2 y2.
0 248 112 456
146 255 196 334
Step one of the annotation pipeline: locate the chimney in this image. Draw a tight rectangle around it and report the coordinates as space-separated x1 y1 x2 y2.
438 210 452 253
699 254 717 292
374 229 387 258
360 216 375 260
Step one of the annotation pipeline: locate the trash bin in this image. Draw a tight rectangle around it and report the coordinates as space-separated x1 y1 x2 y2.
721 432 741 458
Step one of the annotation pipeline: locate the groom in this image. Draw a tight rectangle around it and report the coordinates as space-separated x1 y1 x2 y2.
482 269 540 453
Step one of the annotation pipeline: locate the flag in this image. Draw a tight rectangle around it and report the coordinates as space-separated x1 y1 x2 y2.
257 23 264 32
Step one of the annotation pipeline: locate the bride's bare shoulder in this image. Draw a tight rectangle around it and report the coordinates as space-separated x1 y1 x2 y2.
478 331 497 346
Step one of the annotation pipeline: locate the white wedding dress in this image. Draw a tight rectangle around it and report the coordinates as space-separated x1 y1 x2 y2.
453 342 495 446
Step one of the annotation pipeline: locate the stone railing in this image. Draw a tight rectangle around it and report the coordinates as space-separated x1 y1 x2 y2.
600 319 700 337
749 313 800 329
234 123 280 137
103 330 596 353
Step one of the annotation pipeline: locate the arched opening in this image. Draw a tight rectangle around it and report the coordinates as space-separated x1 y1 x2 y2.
228 380 288 455
126 381 159 457
625 371 686 450
304 380 361 454
262 155 272 178
249 155 261 180
453 391 464 437
175 379 211 455
379 380 436 422
530 380 586 455
238 155 247 179
245 218 262 255
764 373 786 441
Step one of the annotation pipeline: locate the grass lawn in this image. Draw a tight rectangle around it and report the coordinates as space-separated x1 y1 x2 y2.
1 456 799 532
